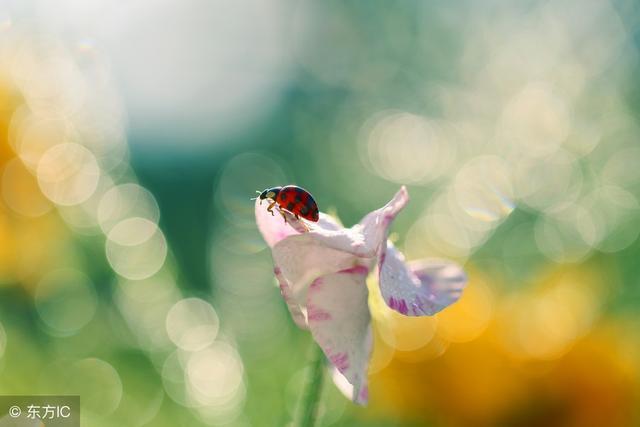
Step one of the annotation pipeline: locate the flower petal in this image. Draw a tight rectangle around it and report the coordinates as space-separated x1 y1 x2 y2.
270 187 409 326
379 243 467 316
275 186 411 261
272 231 374 328
255 199 305 247
256 199 348 248
315 212 344 231
308 186 410 257
307 266 372 404
273 266 308 329
330 366 370 405
356 186 409 256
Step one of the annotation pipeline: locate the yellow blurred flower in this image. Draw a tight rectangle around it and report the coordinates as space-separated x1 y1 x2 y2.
0 78 71 288
366 264 639 427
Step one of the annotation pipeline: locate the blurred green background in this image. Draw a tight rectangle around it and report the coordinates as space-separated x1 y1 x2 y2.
0 0 639 426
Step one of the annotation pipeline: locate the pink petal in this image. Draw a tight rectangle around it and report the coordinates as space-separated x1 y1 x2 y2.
356 186 410 257
307 266 372 405
255 199 303 247
272 235 370 313
277 186 410 260
255 199 306 248
266 205 369 328
255 199 346 248
308 186 410 258
273 266 308 329
379 243 466 316
270 187 409 326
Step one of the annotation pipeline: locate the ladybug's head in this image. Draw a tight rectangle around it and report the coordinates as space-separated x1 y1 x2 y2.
259 187 282 201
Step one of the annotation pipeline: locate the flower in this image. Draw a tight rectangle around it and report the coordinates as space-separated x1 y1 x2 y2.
255 186 467 404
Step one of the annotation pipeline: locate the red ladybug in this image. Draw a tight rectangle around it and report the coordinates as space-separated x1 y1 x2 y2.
256 185 319 222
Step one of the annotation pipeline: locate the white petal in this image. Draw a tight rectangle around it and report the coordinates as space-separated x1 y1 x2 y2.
306 266 372 405
379 243 467 316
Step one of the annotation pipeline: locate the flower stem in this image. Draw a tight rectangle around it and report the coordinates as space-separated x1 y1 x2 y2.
296 342 325 427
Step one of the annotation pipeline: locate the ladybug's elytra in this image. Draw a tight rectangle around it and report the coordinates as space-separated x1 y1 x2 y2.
256 185 320 222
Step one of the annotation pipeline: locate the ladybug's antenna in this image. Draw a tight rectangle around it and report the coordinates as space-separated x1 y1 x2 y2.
249 190 261 201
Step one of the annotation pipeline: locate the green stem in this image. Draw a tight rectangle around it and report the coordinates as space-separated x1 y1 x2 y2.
296 342 325 427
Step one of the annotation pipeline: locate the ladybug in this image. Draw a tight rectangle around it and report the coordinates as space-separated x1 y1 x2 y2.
256 185 319 222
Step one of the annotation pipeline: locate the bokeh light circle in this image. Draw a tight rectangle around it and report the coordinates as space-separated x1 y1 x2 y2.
453 155 515 223
497 82 571 158
106 217 168 280
186 342 245 407
513 150 583 213
116 271 180 351
600 146 640 187
36 143 101 206
161 350 192 407
8 107 73 170
38 358 123 418
166 298 220 352
97 183 160 234
582 186 640 253
534 210 594 263
57 174 115 233
361 111 455 184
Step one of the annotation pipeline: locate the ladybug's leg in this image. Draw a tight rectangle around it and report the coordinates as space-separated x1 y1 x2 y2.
267 201 277 216
279 210 288 224
283 211 309 230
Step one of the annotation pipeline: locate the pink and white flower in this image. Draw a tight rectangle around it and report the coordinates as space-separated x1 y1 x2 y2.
255 186 466 404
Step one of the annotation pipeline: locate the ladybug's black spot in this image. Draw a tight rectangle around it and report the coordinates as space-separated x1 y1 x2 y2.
287 202 295 211
280 193 287 200
300 205 309 215
305 199 315 210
